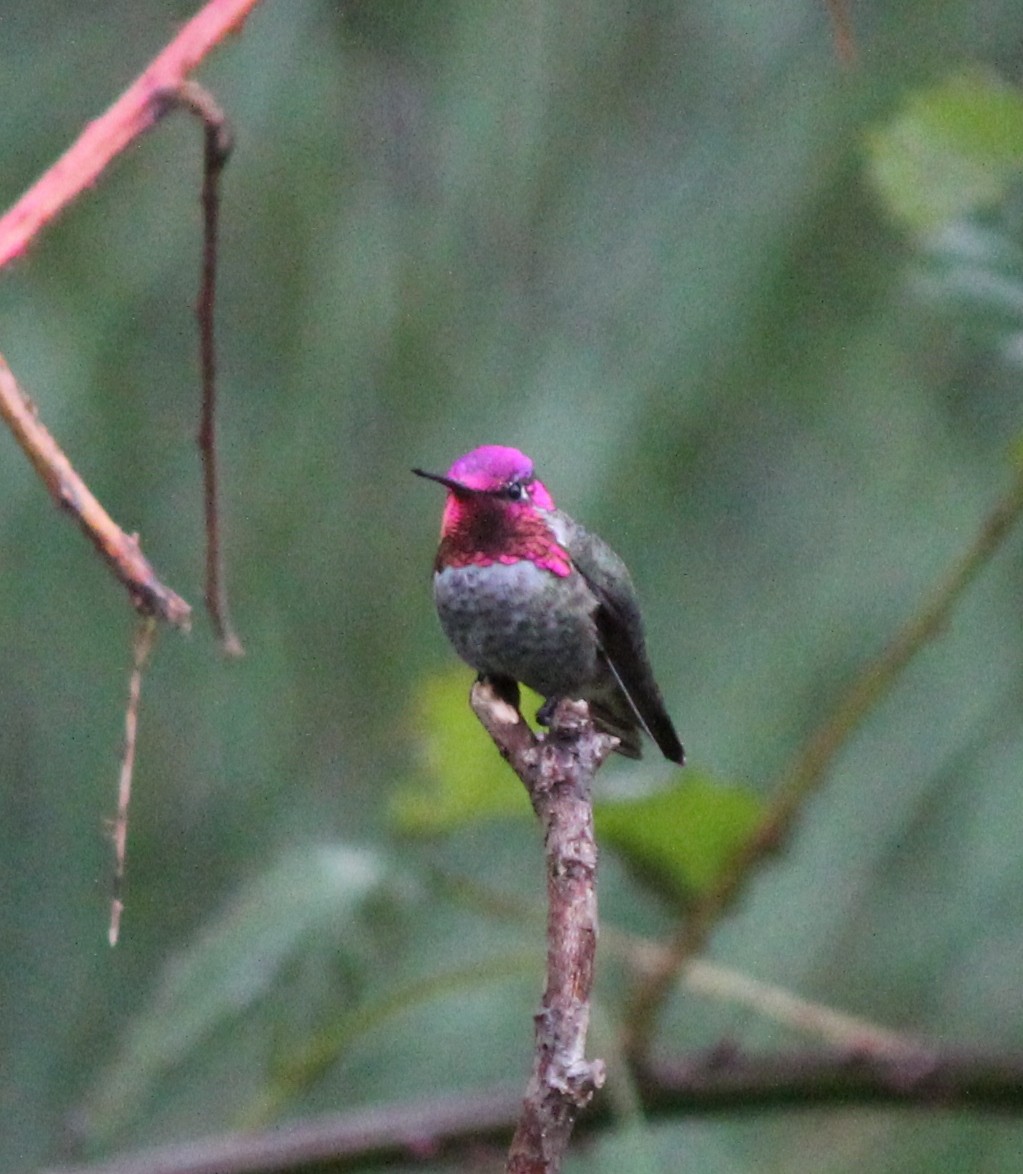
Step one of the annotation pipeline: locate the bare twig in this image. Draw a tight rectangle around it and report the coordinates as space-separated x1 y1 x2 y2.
39 1047 1023 1174
0 0 263 269
162 81 243 656
624 467 1023 1062
469 680 615 1174
108 616 158 946
0 355 191 626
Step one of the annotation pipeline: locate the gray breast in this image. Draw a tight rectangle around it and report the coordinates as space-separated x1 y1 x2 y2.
433 560 600 698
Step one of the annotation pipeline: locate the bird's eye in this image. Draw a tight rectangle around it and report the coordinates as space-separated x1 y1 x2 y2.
505 481 527 501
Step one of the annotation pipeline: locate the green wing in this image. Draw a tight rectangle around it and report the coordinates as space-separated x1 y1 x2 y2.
567 522 685 765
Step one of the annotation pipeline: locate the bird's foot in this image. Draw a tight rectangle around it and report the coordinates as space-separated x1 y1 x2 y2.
535 695 560 728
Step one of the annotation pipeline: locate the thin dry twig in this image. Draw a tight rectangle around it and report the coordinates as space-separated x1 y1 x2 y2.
624 466 1023 1062
0 0 263 269
108 616 159 946
469 680 615 1174
163 80 244 656
0 355 191 626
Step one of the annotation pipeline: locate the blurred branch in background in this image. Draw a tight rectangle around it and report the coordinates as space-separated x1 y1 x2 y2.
107 617 158 946
0 354 191 626
0 0 253 647
0 1 258 957
825 0 858 66
38 1047 1023 1174
0 348 182 945
173 80 244 656
624 463 1023 1063
0 0 261 268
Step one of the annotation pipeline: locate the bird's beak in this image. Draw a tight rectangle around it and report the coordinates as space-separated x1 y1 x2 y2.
412 468 481 496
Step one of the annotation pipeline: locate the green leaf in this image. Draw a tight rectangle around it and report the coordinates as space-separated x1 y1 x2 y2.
866 70 1023 232
83 846 396 1142
596 772 764 903
390 667 534 832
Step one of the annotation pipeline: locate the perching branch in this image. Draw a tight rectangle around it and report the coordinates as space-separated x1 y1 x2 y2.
624 465 1023 1063
469 680 616 1174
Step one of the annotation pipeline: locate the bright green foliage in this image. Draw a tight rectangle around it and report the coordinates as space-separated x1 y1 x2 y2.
390 668 535 832
596 774 764 904
866 70 1023 231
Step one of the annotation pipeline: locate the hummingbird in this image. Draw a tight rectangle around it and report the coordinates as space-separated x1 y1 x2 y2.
413 445 684 764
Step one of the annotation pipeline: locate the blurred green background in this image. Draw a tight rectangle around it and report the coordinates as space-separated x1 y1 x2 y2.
3 1 1023 1171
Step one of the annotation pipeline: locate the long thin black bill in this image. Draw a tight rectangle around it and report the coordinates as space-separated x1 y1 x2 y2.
412 468 488 495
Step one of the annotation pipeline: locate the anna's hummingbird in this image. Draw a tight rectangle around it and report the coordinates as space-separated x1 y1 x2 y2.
413 445 684 764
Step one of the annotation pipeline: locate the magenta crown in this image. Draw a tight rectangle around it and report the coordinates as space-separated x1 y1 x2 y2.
413 443 559 509
446 445 535 489
444 445 556 511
